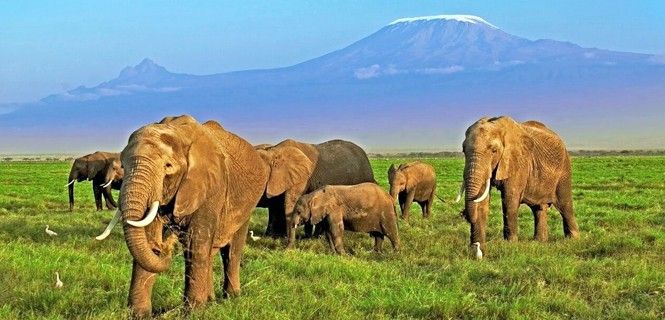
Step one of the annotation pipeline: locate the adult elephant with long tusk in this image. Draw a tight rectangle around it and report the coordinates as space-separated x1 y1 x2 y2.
66 151 124 211
96 115 268 317
460 116 580 256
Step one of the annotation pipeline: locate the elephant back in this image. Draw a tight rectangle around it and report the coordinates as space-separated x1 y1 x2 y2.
308 140 375 192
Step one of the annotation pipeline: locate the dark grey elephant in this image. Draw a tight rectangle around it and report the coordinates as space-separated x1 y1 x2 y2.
66 151 123 211
255 139 375 241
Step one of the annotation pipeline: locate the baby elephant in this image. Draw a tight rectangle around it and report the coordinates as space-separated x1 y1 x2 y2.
290 183 400 254
388 161 438 220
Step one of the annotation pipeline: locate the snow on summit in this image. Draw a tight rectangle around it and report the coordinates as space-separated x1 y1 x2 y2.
389 14 498 29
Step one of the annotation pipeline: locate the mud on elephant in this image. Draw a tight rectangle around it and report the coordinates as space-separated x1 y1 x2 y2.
66 151 124 211
255 139 375 241
95 115 268 317
460 116 580 256
290 183 400 254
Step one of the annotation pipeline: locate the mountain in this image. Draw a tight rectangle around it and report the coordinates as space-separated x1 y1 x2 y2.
1 15 664 153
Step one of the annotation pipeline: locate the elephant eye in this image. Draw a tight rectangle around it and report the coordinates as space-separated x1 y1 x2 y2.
165 163 173 168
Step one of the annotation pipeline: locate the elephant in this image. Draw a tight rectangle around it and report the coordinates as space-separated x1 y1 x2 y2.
66 151 124 211
290 183 400 254
94 115 269 317
388 161 438 220
254 139 375 241
460 116 580 255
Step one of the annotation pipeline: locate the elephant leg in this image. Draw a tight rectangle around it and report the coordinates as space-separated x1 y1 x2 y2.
325 230 335 250
101 186 117 210
281 192 299 238
303 222 314 238
128 260 157 318
401 191 415 221
500 191 520 241
183 217 216 309
373 233 384 252
329 221 345 254
265 206 274 236
555 177 580 239
207 248 218 302
531 204 549 241
221 219 249 298
92 184 103 211
425 190 435 218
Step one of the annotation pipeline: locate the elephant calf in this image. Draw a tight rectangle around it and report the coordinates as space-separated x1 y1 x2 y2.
388 161 437 220
291 183 400 254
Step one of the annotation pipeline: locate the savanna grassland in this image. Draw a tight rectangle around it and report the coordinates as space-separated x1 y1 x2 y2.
0 157 663 319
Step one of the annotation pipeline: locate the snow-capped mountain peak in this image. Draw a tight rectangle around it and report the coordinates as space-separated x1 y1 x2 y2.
389 14 498 29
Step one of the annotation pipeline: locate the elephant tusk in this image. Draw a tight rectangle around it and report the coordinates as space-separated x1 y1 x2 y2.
126 201 160 227
473 178 491 203
455 181 464 203
65 180 75 187
95 209 122 240
100 180 113 188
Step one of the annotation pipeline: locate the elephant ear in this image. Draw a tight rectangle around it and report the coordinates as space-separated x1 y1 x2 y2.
495 122 527 181
388 164 397 182
173 129 227 217
266 146 314 198
87 159 107 179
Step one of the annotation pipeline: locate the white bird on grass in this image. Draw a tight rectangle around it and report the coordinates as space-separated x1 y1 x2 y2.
45 225 58 236
249 231 261 241
472 242 483 260
55 272 63 288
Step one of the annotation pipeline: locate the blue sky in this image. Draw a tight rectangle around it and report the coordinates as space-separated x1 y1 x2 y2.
1 0 664 103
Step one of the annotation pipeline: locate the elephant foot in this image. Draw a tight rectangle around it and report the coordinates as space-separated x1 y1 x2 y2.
223 287 241 299
566 230 580 239
128 306 152 319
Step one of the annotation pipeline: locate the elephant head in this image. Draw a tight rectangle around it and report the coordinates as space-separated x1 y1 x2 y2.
99 115 229 273
388 164 407 200
462 116 527 245
101 158 124 188
289 190 328 246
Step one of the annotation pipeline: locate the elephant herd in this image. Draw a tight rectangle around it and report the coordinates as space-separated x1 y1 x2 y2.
66 114 579 316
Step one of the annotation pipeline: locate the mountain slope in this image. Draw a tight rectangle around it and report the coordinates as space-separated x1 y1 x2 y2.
1 15 664 153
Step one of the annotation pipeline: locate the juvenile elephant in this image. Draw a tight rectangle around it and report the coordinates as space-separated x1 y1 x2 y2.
460 116 580 255
388 161 438 220
66 151 124 211
290 183 400 254
94 115 268 317
255 139 375 239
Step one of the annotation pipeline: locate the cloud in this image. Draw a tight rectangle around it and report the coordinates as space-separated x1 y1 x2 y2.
417 66 464 75
354 64 382 79
354 64 463 79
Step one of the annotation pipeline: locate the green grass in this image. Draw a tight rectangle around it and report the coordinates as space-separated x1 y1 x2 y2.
0 157 663 319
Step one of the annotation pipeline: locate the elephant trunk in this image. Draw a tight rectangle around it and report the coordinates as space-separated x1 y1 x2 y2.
121 159 172 274
389 185 398 202
463 153 491 245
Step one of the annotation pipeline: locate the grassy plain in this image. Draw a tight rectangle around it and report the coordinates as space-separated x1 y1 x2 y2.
0 157 663 319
